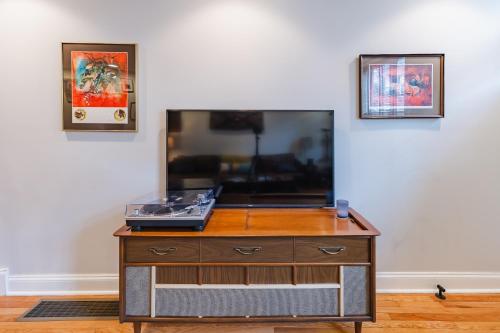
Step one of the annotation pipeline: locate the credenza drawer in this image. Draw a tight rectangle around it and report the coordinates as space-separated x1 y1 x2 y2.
126 238 199 263
294 237 369 263
201 237 293 262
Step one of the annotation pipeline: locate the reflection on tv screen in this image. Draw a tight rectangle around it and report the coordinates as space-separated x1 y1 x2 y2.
167 110 334 207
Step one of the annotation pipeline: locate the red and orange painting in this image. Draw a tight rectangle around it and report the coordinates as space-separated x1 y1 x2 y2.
71 51 128 123
368 64 433 110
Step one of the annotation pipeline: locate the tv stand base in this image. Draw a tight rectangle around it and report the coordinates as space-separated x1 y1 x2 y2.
115 208 379 333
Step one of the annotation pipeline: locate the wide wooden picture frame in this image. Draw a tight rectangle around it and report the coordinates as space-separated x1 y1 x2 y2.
62 43 137 131
359 54 444 119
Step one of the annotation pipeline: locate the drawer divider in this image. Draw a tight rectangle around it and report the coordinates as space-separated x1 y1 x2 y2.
197 266 202 285
245 266 250 285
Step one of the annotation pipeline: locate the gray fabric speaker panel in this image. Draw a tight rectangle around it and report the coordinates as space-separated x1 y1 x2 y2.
155 288 339 317
344 266 370 316
125 266 150 316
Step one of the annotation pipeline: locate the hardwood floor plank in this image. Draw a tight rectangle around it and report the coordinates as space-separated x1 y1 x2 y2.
440 301 500 308
275 327 349 333
445 295 500 302
0 326 124 333
389 312 500 322
0 294 499 333
0 309 25 316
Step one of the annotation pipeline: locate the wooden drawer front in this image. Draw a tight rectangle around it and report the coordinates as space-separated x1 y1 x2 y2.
201 237 293 263
126 238 199 263
295 237 369 263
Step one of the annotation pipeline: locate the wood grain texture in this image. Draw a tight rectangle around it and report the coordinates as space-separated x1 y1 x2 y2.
201 266 246 284
116 207 380 331
125 238 200 263
294 237 369 263
248 266 293 284
1 294 500 332
201 237 293 263
156 266 198 284
114 208 381 238
295 266 339 284
119 238 125 322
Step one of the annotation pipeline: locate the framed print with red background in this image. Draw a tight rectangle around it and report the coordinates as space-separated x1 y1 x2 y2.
62 43 136 131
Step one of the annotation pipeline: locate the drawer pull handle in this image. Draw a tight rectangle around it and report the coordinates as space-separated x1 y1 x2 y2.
319 246 346 255
148 247 177 256
234 246 262 255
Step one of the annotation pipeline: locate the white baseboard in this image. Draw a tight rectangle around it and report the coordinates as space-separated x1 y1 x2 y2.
377 272 500 293
4 271 500 295
7 273 118 296
0 267 8 296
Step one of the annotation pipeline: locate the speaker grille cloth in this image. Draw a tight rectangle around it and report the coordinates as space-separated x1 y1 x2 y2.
344 266 369 316
155 288 338 317
125 266 150 316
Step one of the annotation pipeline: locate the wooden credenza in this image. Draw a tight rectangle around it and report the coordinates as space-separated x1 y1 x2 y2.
114 208 380 333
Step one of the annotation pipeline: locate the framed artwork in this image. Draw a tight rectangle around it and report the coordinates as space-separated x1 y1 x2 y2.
359 54 444 119
62 43 137 131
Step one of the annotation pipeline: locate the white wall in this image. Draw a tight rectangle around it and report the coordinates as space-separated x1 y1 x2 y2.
1 0 500 294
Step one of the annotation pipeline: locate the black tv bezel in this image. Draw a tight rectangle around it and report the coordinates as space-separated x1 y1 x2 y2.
166 109 335 208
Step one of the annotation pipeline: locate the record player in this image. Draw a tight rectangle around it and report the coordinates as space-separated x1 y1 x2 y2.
125 189 215 231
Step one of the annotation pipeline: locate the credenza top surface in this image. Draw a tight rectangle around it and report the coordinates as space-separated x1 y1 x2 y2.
114 208 380 238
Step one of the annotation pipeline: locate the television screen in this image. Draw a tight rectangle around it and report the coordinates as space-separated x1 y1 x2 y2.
166 110 334 207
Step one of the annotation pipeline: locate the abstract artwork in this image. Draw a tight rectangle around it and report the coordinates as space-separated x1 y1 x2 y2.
359 54 444 119
62 43 136 131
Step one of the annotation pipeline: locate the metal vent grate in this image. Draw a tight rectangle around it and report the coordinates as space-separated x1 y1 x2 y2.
19 300 119 321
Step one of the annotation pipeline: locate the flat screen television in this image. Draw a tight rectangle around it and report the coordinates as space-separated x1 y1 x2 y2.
166 110 334 207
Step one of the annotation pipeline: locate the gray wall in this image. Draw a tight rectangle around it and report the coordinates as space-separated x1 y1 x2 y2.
0 204 8 268
0 0 499 291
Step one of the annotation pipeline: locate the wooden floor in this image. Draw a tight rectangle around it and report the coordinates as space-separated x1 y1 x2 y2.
1 294 500 332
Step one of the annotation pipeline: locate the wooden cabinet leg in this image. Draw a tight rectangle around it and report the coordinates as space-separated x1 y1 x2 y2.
133 321 142 333
354 322 362 333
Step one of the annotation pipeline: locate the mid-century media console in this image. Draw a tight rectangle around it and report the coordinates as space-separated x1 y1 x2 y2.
114 208 380 333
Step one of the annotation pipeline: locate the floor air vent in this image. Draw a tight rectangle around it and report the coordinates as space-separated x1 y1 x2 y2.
18 300 119 321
